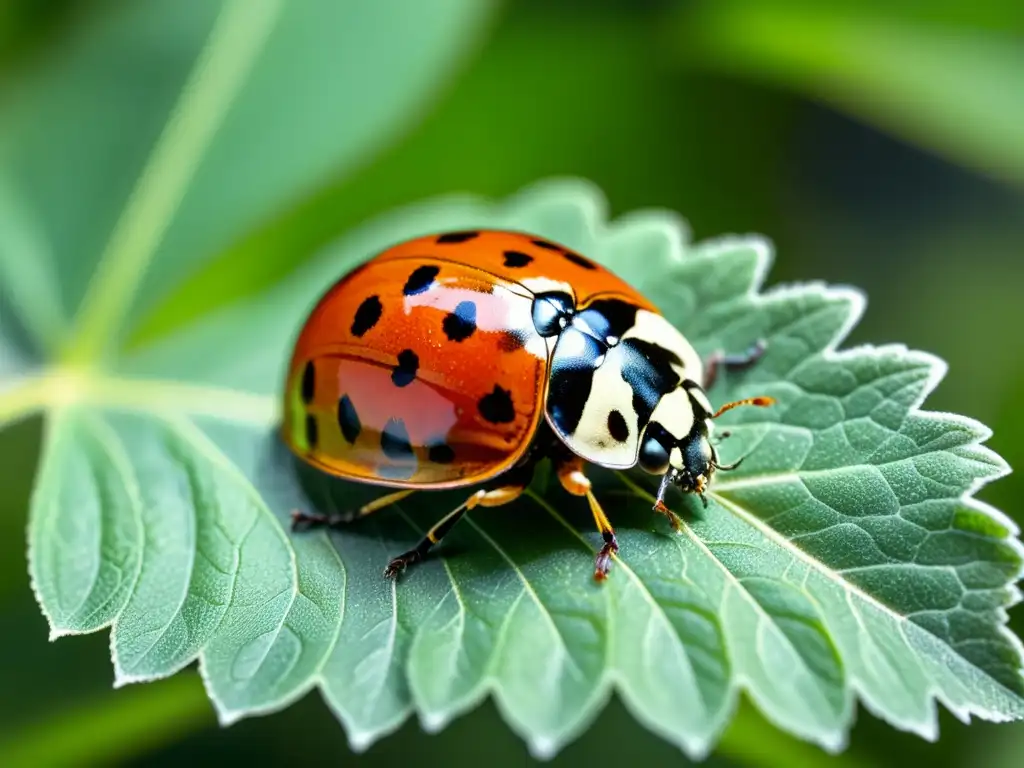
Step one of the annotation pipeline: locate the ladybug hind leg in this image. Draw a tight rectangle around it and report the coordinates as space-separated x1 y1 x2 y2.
291 488 416 530
556 458 618 582
702 339 767 391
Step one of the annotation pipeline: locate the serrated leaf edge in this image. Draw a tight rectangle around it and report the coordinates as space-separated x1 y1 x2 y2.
18 178 1024 758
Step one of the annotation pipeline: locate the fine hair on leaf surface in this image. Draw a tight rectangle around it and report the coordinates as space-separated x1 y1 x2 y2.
3 175 1022 759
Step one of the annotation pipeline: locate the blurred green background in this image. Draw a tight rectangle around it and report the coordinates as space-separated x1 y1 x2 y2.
1 0 1022 765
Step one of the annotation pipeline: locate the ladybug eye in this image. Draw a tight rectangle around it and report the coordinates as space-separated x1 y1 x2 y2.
638 434 670 475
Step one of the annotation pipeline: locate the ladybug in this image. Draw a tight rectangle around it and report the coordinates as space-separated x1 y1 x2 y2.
283 230 773 581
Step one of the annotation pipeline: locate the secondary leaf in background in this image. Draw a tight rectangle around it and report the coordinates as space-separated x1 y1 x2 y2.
678 2 1024 187
23 180 1023 758
0 0 496 361
130 3 800 344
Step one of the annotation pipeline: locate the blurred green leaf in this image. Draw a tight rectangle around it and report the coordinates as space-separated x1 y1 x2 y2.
678 2 1024 185
131 4 799 345
0 672 213 767
0 0 496 362
12 180 1023 757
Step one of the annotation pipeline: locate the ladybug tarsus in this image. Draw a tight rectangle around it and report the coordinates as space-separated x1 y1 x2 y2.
593 535 619 582
384 552 418 579
653 498 683 532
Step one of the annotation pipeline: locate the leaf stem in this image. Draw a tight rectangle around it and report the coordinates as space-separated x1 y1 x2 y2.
0 370 278 430
0 376 48 430
75 374 280 425
0 673 213 766
61 0 282 367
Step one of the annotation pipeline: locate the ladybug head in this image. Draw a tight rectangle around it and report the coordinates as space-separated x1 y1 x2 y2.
649 395 775 511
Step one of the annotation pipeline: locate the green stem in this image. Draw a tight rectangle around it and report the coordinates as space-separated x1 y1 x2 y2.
0 370 278 432
0 376 47 430
62 0 282 366
0 673 214 766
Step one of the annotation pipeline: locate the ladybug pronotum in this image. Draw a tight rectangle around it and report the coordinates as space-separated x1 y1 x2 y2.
282 230 773 581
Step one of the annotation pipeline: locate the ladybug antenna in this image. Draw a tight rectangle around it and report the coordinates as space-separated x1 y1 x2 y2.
712 396 775 420
712 456 744 472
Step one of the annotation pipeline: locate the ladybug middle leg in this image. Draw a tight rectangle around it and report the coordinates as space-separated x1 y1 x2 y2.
555 456 619 582
383 483 526 578
702 338 767 391
382 451 543 578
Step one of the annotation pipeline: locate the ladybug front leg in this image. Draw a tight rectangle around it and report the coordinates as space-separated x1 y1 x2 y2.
556 458 618 582
702 339 767 391
290 489 415 530
383 485 525 578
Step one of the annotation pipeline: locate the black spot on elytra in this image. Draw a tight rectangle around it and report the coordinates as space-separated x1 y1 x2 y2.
530 238 595 269
503 250 533 268
404 265 440 296
300 361 315 404
337 395 361 443
305 414 319 449
607 409 629 442
428 442 456 464
478 385 516 424
442 301 477 342
437 231 479 244
562 250 597 270
498 331 526 353
391 349 419 387
351 295 382 337
380 417 414 460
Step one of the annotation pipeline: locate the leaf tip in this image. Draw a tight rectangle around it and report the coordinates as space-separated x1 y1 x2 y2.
47 626 73 641
218 709 244 727
527 734 560 761
347 729 380 754
419 711 450 734
112 670 145 689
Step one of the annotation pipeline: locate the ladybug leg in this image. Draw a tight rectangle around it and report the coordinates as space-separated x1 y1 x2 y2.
290 489 415 531
384 485 525 579
702 339 767 391
556 459 618 582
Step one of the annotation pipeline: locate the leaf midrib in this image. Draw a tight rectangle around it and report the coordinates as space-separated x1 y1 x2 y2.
63 0 284 366
0 370 278 430
711 492 1024 706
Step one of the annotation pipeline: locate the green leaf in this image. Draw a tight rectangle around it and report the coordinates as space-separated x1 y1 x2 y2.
678 2 1024 186
0 0 495 362
16 179 1023 757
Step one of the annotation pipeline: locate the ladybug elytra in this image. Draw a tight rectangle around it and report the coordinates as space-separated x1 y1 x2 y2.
282 230 773 581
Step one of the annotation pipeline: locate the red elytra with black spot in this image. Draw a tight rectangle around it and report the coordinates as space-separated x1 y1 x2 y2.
282 229 774 581
282 230 658 489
